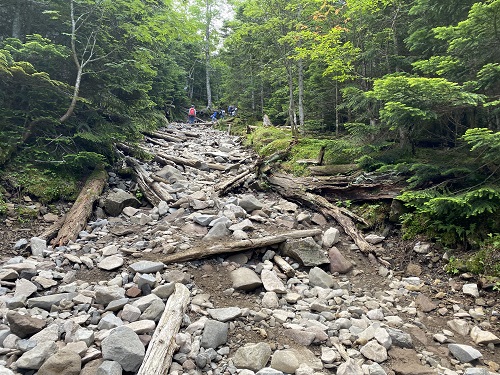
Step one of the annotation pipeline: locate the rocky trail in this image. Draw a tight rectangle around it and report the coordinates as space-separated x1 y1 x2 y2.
0 123 498 375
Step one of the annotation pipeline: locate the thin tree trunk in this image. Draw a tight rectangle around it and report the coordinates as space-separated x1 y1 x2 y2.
286 63 297 137
205 0 212 109
298 58 305 131
12 0 23 39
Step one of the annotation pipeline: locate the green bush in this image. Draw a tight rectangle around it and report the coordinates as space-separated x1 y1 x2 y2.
400 187 500 247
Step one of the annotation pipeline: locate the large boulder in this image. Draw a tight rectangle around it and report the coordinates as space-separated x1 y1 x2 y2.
279 237 329 266
104 189 140 216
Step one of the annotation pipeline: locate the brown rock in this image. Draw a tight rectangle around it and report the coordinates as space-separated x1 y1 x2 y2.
406 263 422 276
389 348 437 375
7 311 46 339
329 247 354 274
126 286 142 298
415 294 438 312
37 348 81 375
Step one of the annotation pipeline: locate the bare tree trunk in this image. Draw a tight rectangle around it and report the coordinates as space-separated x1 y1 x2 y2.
298 58 305 131
286 62 297 137
12 0 23 39
205 0 213 109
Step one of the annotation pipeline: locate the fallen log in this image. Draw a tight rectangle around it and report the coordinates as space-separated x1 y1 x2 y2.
39 214 66 242
214 168 253 196
273 255 295 277
52 167 107 247
143 130 185 143
137 283 190 375
162 228 322 264
266 174 376 254
145 136 170 148
126 157 174 205
157 152 203 169
308 164 359 176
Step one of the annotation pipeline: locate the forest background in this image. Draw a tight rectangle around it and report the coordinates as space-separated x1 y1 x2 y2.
0 0 499 280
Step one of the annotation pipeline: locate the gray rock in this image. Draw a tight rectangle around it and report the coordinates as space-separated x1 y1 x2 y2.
337 359 363 375
201 320 228 349
0 268 19 281
37 348 81 375
95 286 126 305
386 327 413 348
104 189 140 216
26 292 76 310
308 267 336 289
16 341 57 370
260 269 287 293
447 319 470 336
229 219 256 231
470 326 500 345
137 273 156 289
232 342 272 372
126 320 156 334
448 343 482 363
413 241 431 254
204 221 231 240
365 234 385 244
98 314 123 330
280 237 329 266
152 283 175 299
261 292 279 309
98 256 124 271
194 214 218 226
97 360 123 375
207 307 242 322
30 237 47 257
121 304 142 322
129 261 164 274
238 195 264 213
270 349 300 373
364 363 387 375
230 267 262 291
106 298 129 312
101 326 145 372
30 324 60 344
322 227 340 247
462 283 479 298
140 299 166 321
360 340 388 363
14 278 37 299
256 368 284 375
156 165 186 183
284 329 316 346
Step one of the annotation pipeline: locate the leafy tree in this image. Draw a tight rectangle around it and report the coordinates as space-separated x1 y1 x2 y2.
367 74 483 151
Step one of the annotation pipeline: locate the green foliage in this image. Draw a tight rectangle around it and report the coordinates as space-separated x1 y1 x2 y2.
462 128 500 169
246 126 292 154
399 187 500 247
4 164 79 203
444 234 500 277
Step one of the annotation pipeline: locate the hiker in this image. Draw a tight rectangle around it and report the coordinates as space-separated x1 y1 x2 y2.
210 110 218 122
188 105 196 124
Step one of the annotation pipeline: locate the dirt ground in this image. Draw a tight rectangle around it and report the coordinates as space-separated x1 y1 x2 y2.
0 213 499 370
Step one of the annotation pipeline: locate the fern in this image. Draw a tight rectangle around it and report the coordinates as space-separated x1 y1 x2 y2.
400 187 500 247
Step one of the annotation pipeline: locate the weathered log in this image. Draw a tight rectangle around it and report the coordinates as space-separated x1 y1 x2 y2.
143 130 185 143
162 228 322 264
157 152 203 169
39 214 66 242
52 167 107 246
273 255 295 277
214 168 253 196
308 164 359 176
126 157 174 205
266 174 376 254
116 142 151 160
137 283 190 375
145 136 170 148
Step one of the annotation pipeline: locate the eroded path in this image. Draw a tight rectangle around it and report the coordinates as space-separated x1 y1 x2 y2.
0 123 498 375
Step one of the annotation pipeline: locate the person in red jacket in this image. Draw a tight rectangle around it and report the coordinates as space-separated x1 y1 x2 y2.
188 105 196 124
